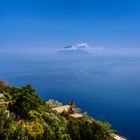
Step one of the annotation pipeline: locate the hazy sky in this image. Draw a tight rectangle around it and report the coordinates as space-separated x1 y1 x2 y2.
0 0 140 51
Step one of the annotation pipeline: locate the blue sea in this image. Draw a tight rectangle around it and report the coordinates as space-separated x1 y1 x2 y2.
0 52 140 140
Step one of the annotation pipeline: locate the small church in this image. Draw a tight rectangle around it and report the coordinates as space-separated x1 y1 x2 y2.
52 101 83 118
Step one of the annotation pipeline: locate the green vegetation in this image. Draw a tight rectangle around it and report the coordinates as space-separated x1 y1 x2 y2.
0 82 115 140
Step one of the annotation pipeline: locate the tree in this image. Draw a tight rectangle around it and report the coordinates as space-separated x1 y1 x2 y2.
67 119 81 140
43 126 56 140
11 85 42 119
0 107 15 140
3 86 21 100
9 125 28 140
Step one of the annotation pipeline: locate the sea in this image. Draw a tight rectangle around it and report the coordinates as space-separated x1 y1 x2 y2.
0 51 140 140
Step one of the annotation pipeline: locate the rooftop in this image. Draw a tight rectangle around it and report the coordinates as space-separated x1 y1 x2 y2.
52 105 70 113
70 113 83 118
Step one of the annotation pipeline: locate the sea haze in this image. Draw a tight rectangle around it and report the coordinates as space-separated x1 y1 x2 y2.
0 52 140 140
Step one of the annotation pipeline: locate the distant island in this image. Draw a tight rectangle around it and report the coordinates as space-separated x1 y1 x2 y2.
57 43 104 55
0 80 126 140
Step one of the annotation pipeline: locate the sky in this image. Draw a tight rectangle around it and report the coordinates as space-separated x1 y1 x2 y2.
0 0 140 52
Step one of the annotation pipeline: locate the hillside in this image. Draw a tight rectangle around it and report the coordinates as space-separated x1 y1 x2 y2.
0 81 125 140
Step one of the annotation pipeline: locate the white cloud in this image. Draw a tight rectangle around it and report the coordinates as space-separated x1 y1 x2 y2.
76 43 90 49
58 43 105 54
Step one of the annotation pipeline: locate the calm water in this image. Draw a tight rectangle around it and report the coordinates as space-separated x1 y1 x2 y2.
0 52 140 140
